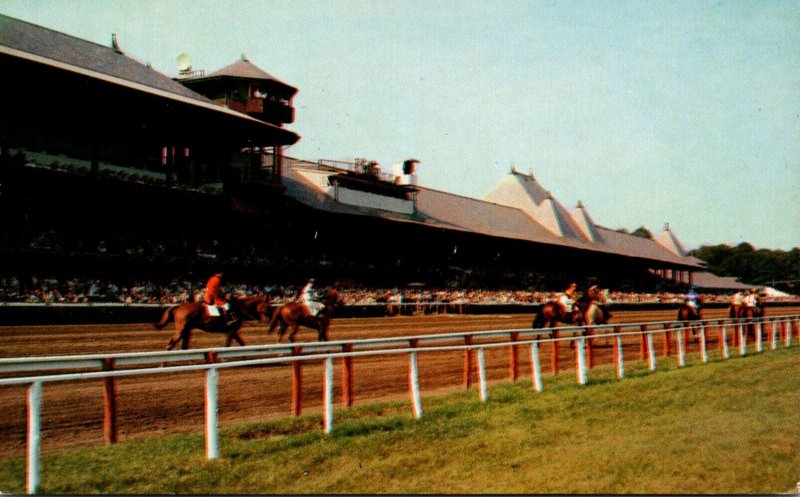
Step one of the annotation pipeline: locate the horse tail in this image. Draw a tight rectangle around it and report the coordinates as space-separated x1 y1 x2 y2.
153 305 178 331
267 306 283 334
531 306 545 329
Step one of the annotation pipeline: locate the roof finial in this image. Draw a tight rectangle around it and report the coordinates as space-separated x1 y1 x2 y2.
664 222 670 231
241 53 249 62
111 33 124 54
529 169 535 179
577 200 584 208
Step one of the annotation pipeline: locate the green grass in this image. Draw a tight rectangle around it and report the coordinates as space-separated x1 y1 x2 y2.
2 348 800 494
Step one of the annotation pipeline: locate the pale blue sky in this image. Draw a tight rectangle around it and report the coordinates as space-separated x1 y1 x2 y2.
2 0 798 250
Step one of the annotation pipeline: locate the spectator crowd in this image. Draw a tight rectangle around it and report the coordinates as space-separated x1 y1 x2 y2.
1 274 797 307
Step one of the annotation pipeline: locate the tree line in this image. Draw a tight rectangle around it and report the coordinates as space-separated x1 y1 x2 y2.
616 226 799 294
689 243 800 293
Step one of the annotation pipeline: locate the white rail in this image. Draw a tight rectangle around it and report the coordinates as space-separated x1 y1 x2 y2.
2 314 798 494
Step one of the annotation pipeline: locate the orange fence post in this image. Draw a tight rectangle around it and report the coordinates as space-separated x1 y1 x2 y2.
509 331 519 382
640 325 648 361
586 327 594 369
342 344 353 408
291 346 302 416
613 326 622 373
463 335 474 389
102 358 117 445
663 323 672 357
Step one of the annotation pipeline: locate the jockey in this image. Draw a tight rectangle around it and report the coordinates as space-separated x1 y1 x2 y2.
204 272 226 307
558 282 577 316
744 288 759 308
300 278 323 317
204 272 239 327
685 286 701 310
732 290 746 307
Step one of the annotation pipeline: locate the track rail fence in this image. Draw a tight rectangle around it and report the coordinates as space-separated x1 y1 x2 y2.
1 314 799 494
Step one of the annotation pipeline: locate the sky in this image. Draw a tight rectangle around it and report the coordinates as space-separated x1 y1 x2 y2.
2 0 799 251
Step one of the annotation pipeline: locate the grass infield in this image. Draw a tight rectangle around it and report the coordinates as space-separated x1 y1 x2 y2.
1 346 799 494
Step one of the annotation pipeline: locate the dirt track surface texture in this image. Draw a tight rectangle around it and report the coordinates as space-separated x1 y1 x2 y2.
1 306 798 457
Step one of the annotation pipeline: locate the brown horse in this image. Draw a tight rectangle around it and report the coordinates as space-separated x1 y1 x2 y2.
153 294 270 350
737 301 765 342
532 301 582 329
267 289 344 342
676 302 702 321
583 287 612 326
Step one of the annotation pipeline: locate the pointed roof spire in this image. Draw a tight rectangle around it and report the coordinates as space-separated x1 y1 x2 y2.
111 33 124 54
571 201 603 243
656 223 687 257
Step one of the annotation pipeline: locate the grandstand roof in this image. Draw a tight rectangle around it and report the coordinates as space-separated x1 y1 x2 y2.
198 55 298 93
571 201 603 243
692 271 751 290
281 159 703 269
0 14 299 144
655 223 688 257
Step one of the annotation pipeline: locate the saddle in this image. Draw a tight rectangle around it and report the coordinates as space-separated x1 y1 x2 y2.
205 303 229 317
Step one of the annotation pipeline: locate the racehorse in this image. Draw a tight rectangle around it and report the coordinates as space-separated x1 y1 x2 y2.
676 302 702 321
532 301 583 329
583 287 612 326
736 299 765 343
267 289 344 342
153 294 270 350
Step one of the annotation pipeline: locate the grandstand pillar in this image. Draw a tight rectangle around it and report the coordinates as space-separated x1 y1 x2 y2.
273 146 283 180
509 332 519 381
688 271 694 286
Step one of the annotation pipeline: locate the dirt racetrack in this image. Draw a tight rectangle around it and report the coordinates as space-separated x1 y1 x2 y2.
1 306 799 457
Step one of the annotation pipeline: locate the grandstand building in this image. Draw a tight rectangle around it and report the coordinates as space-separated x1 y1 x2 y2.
0 14 741 291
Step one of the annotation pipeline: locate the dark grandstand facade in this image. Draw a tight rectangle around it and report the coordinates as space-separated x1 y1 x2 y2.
1 14 732 295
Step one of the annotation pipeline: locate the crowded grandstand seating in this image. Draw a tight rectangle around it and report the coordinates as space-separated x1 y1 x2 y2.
1 274 797 307
5 147 788 310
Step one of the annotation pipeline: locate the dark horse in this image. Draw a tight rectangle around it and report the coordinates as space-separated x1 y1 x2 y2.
736 299 765 342
153 294 271 350
532 290 610 330
267 289 344 342
676 302 702 321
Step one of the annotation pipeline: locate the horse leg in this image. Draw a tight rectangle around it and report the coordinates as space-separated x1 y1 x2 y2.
180 326 192 350
166 324 183 351
228 330 246 347
288 323 300 342
276 321 288 342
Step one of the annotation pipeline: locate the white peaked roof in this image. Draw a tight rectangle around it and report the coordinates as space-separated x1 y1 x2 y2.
483 171 588 242
656 223 688 257
280 160 703 269
571 201 603 243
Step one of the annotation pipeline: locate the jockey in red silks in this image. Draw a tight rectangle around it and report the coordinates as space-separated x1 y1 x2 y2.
204 272 238 326
204 272 226 307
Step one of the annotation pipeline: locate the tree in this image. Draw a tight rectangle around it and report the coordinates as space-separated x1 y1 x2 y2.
631 226 654 239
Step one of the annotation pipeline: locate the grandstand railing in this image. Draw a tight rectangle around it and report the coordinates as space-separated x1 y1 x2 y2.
1 314 799 494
